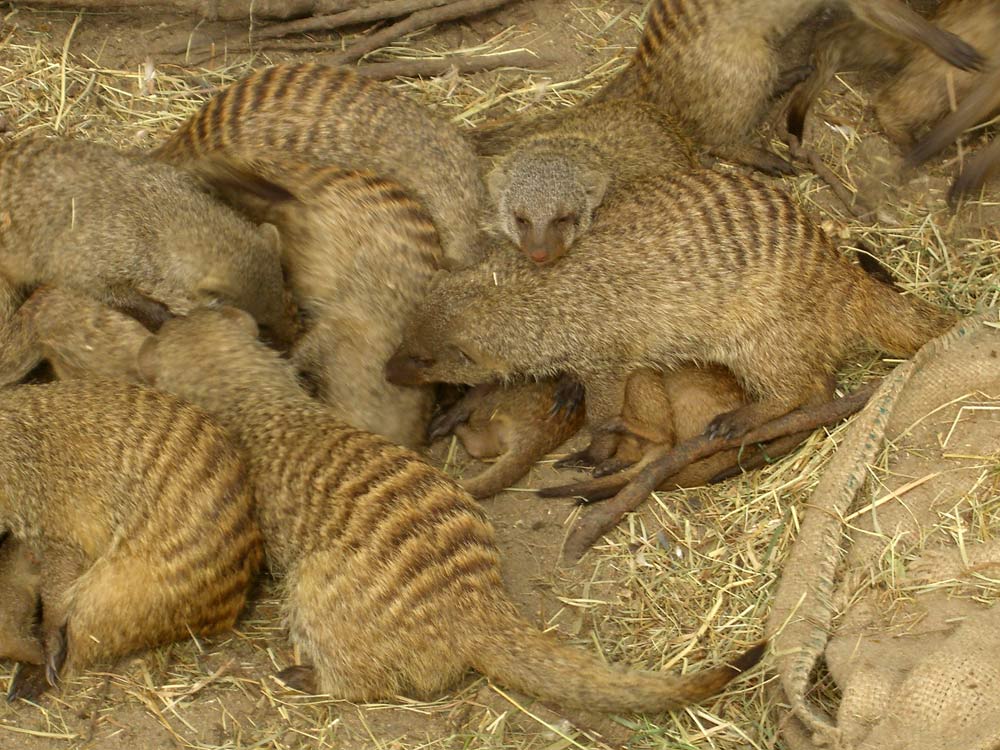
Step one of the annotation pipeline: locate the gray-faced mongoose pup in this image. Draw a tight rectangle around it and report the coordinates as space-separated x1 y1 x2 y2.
0 380 263 700
385 171 956 465
152 62 486 270
0 136 293 345
138 307 764 711
594 0 984 172
0 287 154 388
241 164 441 448
0 533 42 666
427 379 586 498
484 100 698 265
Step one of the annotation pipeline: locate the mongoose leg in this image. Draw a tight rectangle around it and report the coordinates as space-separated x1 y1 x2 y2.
708 144 796 176
34 541 89 690
707 378 835 440
275 664 318 693
103 285 174 333
556 372 628 469
8 662 48 702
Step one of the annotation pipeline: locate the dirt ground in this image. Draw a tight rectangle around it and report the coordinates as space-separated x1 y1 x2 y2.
0 1 996 749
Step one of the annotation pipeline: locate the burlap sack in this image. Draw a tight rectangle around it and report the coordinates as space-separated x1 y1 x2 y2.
768 308 1000 750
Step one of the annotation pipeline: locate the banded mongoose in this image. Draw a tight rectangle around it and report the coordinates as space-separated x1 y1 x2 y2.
386 171 956 464
596 0 984 171
153 62 487 269
255 165 442 448
484 100 697 265
427 379 586 498
0 136 293 345
0 287 154 388
0 380 262 700
0 533 42 666
138 307 764 712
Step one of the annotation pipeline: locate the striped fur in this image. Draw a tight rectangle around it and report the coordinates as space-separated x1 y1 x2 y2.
389 170 956 446
0 137 293 347
0 381 263 699
597 0 983 154
153 63 486 269
140 308 763 713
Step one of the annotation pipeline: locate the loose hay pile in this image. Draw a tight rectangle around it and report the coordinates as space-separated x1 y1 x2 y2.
0 3 997 749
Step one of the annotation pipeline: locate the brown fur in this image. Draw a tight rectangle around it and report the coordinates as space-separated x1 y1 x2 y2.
152 62 486 269
428 380 586 498
387 171 956 457
0 287 153 388
0 136 293 346
0 380 262 700
876 0 999 147
251 165 441 448
596 0 983 168
484 100 698 265
0 533 42 666
139 308 763 713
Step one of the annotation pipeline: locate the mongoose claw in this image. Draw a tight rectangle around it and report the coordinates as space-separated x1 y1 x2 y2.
553 450 596 470
275 665 317 694
592 458 634 478
706 408 753 441
43 625 67 688
548 375 585 418
427 403 473 442
7 663 50 702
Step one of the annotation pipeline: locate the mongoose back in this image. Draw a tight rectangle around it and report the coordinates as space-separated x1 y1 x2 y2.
0 533 42 666
138 307 763 712
0 287 153 388
427 379 586 498
0 380 263 700
153 63 486 269
596 0 983 169
256 164 441 447
485 100 697 265
0 136 293 345
386 171 956 455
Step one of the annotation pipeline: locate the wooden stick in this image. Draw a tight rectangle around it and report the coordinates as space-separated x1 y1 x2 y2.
356 50 546 80
325 0 516 67
251 0 451 41
560 381 880 563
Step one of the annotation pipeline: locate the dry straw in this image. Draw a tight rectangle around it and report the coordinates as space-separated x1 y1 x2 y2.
0 2 996 748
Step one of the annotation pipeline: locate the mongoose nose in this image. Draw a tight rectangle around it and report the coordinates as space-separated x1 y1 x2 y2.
385 352 431 386
529 250 550 264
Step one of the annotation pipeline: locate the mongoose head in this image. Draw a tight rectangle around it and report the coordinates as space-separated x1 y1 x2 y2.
488 149 609 266
385 270 516 387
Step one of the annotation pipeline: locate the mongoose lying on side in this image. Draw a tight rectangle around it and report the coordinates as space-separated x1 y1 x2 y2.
0 380 262 700
427 379 586 498
0 287 153 388
139 307 764 712
0 533 42 666
484 100 697 265
153 62 486 269
596 0 983 171
253 165 441 448
386 171 955 464
0 137 293 345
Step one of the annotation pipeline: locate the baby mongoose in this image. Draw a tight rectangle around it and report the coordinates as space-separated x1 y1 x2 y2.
485 100 698 265
0 380 262 700
427 379 586 498
153 62 487 269
386 171 955 464
253 164 441 448
596 0 984 171
0 533 42 666
0 136 293 346
0 287 154 388
139 308 764 712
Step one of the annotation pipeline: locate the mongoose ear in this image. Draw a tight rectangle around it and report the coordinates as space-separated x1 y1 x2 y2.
486 167 508 201
581 169 610 206
136 337 159 386
218 305 261 339
257 222 282 253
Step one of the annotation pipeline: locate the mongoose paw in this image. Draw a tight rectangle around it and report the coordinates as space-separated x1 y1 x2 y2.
275 665 317 694
44 624 68 688
936 31 987 72
549 375 585 418
706 409 754 441
7 663 50 702
427 402 474 442
592 458 634 478
554 449 597 470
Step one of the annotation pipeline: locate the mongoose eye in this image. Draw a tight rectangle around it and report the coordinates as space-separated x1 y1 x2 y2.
555 214 575 227
514 215 530 230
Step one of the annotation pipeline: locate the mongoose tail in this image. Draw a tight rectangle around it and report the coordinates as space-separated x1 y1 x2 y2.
469 613 765 713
